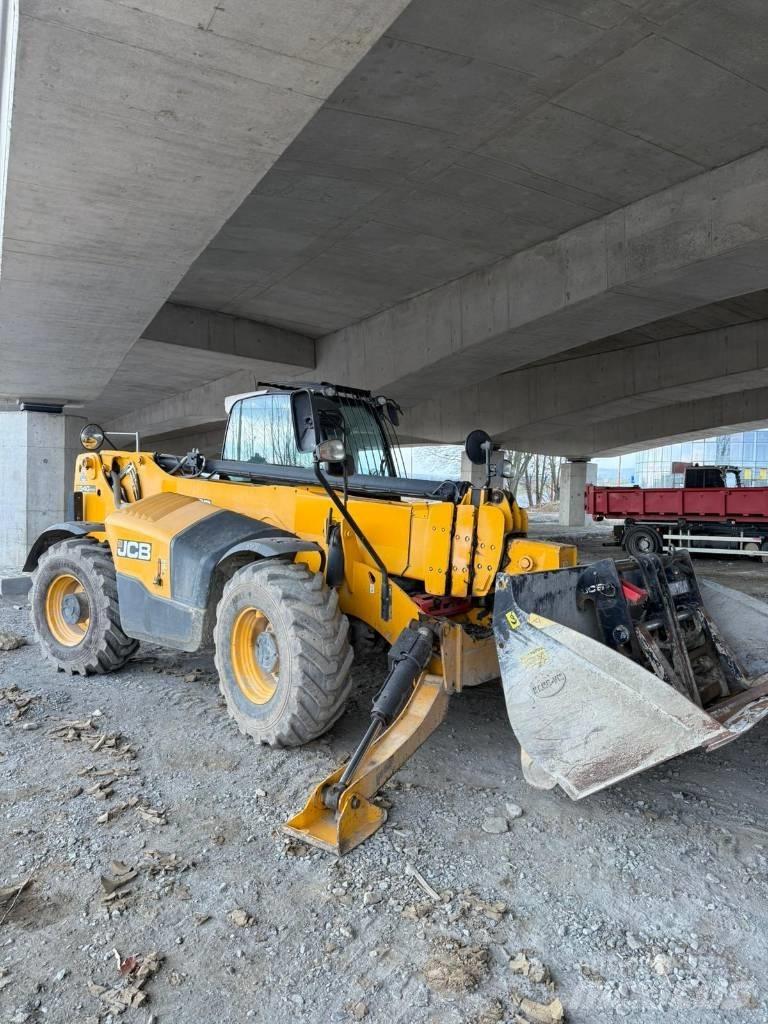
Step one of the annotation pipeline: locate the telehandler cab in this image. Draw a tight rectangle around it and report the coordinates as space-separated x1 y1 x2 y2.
27 382 768 854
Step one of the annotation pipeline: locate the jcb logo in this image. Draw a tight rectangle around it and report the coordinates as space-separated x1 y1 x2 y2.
117 539 152 561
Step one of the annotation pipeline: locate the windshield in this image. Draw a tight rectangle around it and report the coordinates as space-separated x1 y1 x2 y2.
222 393 405 477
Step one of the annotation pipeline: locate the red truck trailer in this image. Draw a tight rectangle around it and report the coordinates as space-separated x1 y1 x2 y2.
586 464 768 559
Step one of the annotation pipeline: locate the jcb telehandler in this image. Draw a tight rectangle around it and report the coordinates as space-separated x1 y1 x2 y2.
26 382 768 854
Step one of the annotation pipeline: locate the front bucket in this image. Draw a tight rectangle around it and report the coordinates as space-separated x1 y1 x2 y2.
493 566 768 799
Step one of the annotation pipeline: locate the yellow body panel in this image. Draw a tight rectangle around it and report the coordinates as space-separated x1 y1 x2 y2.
451 503 477 598
75 450 570 645
105 492 217 597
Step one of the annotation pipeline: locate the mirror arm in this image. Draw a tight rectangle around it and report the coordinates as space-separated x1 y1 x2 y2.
312 458 392 621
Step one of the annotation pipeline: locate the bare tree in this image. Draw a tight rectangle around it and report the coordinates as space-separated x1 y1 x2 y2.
502 449 563 507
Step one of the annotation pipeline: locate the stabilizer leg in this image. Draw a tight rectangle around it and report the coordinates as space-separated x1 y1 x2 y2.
282 672 449 855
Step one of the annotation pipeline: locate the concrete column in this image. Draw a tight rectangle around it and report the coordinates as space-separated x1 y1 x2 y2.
559 459 597 527
460 450 505 488
0 411 85 570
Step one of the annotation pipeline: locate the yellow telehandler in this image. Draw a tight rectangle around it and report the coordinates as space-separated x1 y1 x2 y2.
26 382 768 853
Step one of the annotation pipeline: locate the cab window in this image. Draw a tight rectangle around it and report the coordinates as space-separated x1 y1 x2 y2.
222 394 312 468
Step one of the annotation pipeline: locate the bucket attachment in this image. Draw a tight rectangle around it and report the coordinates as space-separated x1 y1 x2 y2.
493 552 768 798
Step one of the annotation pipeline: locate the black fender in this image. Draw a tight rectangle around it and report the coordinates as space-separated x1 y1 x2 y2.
23 522 104 572
117 509 323 653
216 536 324 570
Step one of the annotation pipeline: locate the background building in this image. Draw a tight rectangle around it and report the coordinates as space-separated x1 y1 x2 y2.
635 432 768 487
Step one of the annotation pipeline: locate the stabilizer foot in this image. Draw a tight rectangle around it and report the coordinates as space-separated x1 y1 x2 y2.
282 673 449 855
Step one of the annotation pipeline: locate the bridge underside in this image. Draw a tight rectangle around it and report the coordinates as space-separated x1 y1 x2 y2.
4 0 768 465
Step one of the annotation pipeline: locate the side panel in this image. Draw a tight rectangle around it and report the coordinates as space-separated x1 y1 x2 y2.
105 493 311 651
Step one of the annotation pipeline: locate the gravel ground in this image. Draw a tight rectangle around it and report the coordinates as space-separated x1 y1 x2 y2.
1 522 767 1023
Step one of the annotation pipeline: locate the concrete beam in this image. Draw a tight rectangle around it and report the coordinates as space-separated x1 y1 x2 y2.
0 0 411 404
142 303 314 368
316 148 768 406
553 387 768 459
404 319 768 454
106 366 257 439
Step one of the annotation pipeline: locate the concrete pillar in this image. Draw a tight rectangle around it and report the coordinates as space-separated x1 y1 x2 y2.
460 450 505 488
559 459 597 527
0 411 85 570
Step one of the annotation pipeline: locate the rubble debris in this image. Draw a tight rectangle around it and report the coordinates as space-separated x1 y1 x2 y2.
505 802 524 819
423 941 490 993
0 876 33 908
136 804 167 826
0 968 11 991
401 902 433 921
96 797 139 824
0 632 25 651
50 719 137 758
194 913 211 927
78 764 138 779
347 1000 368 1020
87 780 114 800
228 908 253 928
652 953 673 976
0 685 39 721
509 951 550 984
405 862 440 901
100 864 138 895
88 951 164 1016
511 993 564 1024
50 718 97 741
471 1000 505 1024
143 850 192 876
579 963 605 984
456 891 508 923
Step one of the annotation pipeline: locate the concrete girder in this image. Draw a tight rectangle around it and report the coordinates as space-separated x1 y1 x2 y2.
546 386 768 459
315 147 768 407
403 319 768 455
142 303 314 367
0 0 411 404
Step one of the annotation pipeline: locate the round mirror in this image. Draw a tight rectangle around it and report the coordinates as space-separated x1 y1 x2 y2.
464 428 493 466
315 438 346 463
80 423 105 451
502 458 514 479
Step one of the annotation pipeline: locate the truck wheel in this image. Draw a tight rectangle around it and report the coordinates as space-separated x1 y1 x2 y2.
31 538 138 675
624 525 662 557
214 560 353 747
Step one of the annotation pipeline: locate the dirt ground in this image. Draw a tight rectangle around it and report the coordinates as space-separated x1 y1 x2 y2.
2 521 768 1023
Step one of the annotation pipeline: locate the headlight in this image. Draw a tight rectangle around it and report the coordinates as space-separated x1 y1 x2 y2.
80 423 105 451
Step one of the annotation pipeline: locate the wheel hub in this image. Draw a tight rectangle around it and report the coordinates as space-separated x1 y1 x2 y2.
230 607 279 705
44 573 90 647
256 629 278 674
61 592 89 626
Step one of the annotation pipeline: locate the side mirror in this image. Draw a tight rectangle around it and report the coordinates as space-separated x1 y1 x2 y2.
80 423 105 451
291 389 343 452
501 458 513 479
464 428 494 466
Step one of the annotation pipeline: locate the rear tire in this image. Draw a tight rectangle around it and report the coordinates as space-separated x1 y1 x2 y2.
31 538 138 675
213 560 353 747
623 525 662 557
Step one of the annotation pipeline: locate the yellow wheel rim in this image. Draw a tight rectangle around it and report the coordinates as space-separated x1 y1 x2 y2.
230 607 279 705
44 573 90 647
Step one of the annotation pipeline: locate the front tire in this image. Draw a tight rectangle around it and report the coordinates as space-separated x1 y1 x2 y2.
213 560 353 747
31 538 138 675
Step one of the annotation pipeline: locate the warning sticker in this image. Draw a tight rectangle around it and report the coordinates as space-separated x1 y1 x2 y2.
520 646 549 669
